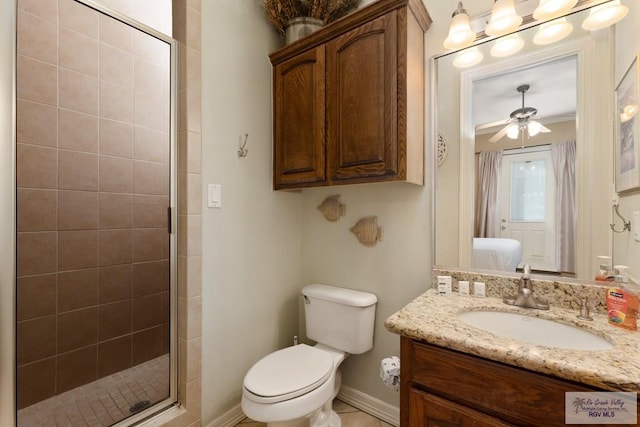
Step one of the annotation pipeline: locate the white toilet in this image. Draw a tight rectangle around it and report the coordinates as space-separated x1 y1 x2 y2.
241 283 378 427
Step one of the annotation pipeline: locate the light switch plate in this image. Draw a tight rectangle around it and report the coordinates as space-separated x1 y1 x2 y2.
208 184 221 208
633 211 640 242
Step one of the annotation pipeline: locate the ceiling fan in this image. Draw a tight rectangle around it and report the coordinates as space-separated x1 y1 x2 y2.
488 84 551 143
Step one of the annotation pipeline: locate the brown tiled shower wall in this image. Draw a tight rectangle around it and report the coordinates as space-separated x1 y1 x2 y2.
16 0 171 409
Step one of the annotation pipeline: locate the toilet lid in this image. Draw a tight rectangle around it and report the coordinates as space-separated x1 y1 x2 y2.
243 344 333 403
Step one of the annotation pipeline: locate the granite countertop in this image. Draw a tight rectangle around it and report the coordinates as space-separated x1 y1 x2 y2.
385 289 640 392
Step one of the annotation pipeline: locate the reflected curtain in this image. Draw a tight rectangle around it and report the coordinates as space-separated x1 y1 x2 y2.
475 151 503 238
551 140 576 273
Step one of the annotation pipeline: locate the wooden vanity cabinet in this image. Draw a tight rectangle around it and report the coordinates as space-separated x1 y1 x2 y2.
270 0 430 190
401 337 618 427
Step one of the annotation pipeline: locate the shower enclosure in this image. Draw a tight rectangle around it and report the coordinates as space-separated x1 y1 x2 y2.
15 0 177 425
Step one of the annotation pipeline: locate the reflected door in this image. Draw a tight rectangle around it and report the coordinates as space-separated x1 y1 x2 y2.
500 149 558 272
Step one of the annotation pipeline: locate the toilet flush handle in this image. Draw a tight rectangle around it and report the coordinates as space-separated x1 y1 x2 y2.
303 295 310 304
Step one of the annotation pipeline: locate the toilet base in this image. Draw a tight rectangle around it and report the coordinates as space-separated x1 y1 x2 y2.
309 400 341 427
265 403 341 427
323 410 341 427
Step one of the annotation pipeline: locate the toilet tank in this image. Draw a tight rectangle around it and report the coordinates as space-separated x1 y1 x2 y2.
302 284 377 354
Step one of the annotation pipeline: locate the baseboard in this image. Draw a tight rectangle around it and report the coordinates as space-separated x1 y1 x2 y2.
337 385 399 427
206 386 400 427
206 403 245 427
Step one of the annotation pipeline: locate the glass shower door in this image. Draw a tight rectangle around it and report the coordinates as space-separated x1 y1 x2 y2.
15 0 176 425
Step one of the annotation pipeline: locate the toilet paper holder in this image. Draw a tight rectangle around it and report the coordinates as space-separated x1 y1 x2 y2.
380 356 400 392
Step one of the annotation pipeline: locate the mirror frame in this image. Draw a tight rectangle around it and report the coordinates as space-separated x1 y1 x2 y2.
431 2 616 282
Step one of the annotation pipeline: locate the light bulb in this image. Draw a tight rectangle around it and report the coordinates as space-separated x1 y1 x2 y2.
485 0 523 37
533 0 578 21
621 103 639 123
444 2 476 50
507 123 520 139
453 47 484 68
490 34 524 57
533 18 573 45
527 120 542 137
582 1 629 31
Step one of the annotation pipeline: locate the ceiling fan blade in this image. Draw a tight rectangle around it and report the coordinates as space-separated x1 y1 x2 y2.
539 123 552 133
476 118 509 132
489 125 510 143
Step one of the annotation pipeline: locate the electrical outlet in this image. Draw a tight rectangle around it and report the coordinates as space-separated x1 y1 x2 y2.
474 282 486 297
458 281 470 296
633 211 640 242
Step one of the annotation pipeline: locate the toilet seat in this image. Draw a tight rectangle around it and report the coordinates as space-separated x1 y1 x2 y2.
243 344 334 404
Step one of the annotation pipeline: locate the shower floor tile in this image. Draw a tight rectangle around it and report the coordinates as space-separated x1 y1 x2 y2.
18 354 170 427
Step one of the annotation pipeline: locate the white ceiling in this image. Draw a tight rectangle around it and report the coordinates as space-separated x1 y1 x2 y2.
473 55 578 129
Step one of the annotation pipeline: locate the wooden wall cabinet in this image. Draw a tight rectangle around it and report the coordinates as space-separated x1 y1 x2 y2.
401 337 634 427
270 0 431 190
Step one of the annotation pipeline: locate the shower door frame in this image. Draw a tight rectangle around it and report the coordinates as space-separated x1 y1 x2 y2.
13 0 179 425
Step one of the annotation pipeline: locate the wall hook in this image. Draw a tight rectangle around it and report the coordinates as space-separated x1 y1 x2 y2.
610 202 631 233
238 133 249 158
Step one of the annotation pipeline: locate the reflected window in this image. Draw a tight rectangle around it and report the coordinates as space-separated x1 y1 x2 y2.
510 159 546 222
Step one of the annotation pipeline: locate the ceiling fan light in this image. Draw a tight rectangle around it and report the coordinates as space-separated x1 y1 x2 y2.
490 34 524 57
582 1 629 31
533 0 578 21
485 0 523 37
533 18 573 45
444 2 476 50
506 124 520 139
527 120 542 137
453 47 484 68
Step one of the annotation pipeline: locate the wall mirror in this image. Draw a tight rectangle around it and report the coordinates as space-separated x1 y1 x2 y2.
434 3 618 281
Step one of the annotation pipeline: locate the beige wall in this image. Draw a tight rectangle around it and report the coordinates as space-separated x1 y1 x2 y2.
198 0 446 418
299 182 431 406
200 1 302 423
614 0 640 281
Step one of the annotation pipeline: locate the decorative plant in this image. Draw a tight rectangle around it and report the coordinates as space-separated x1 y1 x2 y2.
262 0 361 36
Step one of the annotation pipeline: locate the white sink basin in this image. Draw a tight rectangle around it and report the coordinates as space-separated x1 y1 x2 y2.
458 310 613 351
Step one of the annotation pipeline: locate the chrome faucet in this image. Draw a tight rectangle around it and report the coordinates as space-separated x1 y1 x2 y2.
503 265 549 310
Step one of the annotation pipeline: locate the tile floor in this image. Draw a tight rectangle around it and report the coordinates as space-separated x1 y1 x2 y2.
17 354 170 427
236 399 394 427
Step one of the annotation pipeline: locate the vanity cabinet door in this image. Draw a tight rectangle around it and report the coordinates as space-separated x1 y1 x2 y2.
409 389 514 427
326 11 399 183
273 46 326 189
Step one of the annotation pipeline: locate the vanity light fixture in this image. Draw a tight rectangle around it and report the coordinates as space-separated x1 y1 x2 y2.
485 0 523 37
582 0 629 31
533 17 573 45
490 33 525 57
443 2 476 50
453 47 484 68
533 0 578 21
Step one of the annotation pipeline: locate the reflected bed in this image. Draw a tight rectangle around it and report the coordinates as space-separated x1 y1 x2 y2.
472 238 522 272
